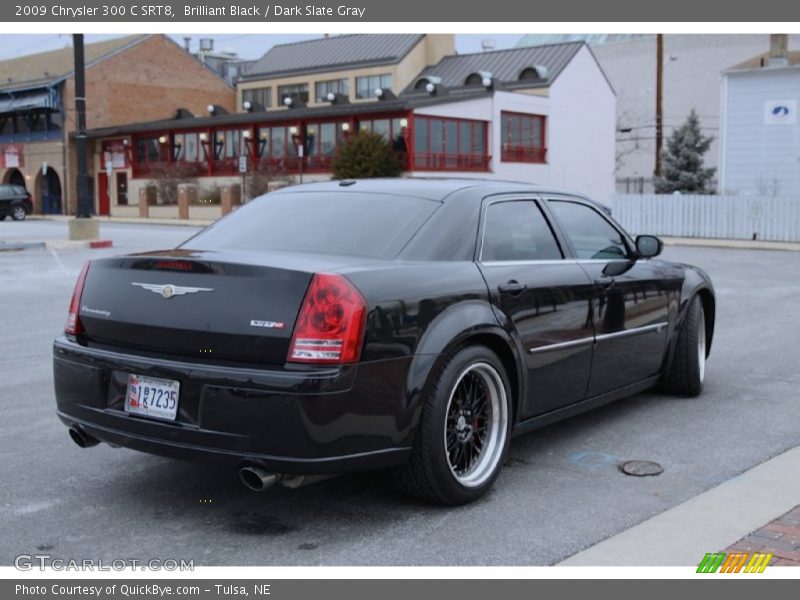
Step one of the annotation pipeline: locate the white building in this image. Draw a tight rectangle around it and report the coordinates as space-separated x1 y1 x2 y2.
409 42 616 204
720 45 800 196
519 34 800 193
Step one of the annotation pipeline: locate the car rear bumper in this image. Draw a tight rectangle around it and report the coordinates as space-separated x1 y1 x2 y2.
53 336 414 474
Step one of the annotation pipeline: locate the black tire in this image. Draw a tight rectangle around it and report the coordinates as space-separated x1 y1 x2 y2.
393 345 512 505
664 295 706 397
10 204 26 221
0 214 6 221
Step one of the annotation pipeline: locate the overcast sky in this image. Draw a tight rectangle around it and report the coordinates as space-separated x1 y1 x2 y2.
0 34 525 61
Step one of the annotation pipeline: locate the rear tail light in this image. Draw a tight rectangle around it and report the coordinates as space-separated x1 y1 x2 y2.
288 273 367 364
65 262 91 335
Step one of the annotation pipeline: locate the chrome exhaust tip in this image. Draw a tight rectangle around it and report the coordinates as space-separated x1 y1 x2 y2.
68 426 100 448
238 465 278 492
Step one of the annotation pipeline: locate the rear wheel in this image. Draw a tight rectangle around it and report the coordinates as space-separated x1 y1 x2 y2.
11 204 26 221
0 214 6 221
393 345 512 505
665 295 706 397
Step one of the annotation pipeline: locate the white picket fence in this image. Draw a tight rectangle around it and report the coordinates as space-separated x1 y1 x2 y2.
613 194 800 242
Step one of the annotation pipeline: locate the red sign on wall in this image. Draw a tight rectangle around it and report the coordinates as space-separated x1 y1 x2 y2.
0 144 25 169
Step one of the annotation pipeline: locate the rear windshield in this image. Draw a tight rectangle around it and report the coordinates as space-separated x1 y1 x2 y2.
181 191 439 259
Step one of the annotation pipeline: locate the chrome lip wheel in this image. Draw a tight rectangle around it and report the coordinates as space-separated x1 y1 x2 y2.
697 308 706 384
444 362 508 488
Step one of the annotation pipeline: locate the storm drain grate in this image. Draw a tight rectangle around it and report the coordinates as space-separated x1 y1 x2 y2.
619 460 664 477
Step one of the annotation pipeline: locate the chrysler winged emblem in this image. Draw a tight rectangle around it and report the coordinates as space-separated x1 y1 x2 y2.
131 282 214 299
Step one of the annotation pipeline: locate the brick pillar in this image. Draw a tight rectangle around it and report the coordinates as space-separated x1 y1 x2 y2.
138 186 156 218
220 184 242 216
177 184 197 220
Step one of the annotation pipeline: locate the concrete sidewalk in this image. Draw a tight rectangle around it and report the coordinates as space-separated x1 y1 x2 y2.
22 215 800 251
560 445 800 566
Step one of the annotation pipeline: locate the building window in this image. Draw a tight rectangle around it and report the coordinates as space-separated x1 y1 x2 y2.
212 129 244 160
358 117 406 151
412 115 488 171
355 74 392 99
256 126 295 160
277 83 309 104
135 136 164 164
172 132 201 162
242 87 272 108
315 79 349 102
101 140 128 168
500 111 547 163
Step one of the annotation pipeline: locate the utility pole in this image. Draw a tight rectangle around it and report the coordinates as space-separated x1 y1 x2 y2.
655 33 664 178
74 34 91 218
68 34 99 240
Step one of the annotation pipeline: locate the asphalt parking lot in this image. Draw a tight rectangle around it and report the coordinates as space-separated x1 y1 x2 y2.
1 219 799 566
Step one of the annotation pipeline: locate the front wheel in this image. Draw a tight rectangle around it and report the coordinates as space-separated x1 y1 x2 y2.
664 295 706 397
10 204 26 221
393 345 512 505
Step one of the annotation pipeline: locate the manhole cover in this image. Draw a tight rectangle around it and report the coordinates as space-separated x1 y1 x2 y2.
619 460 664 477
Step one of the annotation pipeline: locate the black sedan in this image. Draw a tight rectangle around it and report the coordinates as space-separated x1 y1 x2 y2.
53 179 714 505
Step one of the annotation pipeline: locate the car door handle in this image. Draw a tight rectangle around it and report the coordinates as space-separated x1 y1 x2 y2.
594 276 616 289
498 280 528 296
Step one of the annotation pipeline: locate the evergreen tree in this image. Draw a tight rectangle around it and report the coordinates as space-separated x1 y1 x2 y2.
331 131 402 179
654 110 716 194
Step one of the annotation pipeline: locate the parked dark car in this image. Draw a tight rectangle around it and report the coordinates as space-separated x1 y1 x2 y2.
0 184 33 221
53 179 714 504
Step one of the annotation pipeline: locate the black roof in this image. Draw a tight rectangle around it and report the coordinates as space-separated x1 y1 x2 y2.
242 34 424 80
404 42 584 93
83 91 491 139
269 177 592 203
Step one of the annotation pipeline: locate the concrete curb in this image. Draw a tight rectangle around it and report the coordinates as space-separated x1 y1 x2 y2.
662 237 800 252
559 445 800 566
27 215 213 227
0 241 46 252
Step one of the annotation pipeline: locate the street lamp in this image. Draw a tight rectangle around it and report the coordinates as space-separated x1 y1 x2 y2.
289 126 305 184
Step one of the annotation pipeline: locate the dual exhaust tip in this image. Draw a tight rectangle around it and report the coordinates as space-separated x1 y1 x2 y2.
238 465 331 492
68 427 327 493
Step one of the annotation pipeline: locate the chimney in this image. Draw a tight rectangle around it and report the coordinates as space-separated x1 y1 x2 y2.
183 37 191 53
768 34 789 67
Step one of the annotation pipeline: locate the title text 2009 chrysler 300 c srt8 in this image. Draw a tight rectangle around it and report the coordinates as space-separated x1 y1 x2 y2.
53 179 714 505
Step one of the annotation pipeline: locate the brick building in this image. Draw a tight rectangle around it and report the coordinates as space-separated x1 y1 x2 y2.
0 35 234 215
85 35 616 218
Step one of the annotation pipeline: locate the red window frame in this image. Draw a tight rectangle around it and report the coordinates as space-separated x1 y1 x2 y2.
411 114 490 172
500 111 547 163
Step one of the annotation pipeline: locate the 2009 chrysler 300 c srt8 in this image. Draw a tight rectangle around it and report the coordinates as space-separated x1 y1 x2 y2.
53 179 715 504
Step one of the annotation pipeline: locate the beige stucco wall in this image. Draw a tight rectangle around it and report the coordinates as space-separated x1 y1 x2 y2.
237 34 454 111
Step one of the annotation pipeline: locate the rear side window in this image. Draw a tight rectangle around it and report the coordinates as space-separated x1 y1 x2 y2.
548 200 629 260
181 191 439 259
481 200 562 262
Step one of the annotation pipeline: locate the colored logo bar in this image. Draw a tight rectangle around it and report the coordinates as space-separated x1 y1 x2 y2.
697 552 772 573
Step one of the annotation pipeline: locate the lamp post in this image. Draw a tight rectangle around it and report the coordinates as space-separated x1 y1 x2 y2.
399 118 410 170
289 125 304 184
68 34 100 241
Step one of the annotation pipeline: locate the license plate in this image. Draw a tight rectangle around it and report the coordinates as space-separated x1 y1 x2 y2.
125 374 180 421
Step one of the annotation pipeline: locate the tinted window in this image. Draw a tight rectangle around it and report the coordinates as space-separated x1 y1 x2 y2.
181 192 438 259
481 201 562 262
548 200 629 260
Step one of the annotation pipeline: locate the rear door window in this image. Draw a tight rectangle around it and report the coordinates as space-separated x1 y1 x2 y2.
481 200 563 262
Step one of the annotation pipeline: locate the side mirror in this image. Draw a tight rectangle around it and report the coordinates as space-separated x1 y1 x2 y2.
636 235 663 258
